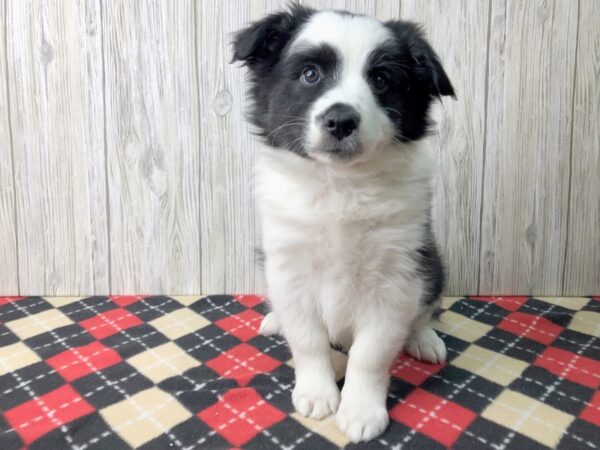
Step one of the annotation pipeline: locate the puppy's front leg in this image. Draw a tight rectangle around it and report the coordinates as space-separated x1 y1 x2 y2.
275 303 340 419
336 299 417 442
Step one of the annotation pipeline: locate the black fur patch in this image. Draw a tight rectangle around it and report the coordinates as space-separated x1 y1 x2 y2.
231 5 317 157
414 221 446 308
255 246 266 269
366 21 455 143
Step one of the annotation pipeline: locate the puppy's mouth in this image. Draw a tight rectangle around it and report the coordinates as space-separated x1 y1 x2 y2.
308 136 362 161
325 146 361 159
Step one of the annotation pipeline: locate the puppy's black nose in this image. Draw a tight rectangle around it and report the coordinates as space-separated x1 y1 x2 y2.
321 103 360 141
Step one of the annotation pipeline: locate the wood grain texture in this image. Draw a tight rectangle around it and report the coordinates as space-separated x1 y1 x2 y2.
197 1 296 295
563 0 600 295
0 0 19 294
372 0 401 21
2 1 598 296
6 0 108 295
301 0 398 17
197 0 249 294
102 0 201 294
401 1 489 295
480 0 579 295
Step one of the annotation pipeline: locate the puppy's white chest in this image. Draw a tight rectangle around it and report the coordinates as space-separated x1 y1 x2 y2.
257 148 433 345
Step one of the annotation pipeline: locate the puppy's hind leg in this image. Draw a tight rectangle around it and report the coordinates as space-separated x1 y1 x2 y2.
259 312 281 336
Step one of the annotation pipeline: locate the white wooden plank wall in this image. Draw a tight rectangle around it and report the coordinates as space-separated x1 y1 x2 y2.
102 0 201 294
0 0 597 296
5 0 109 294
197 0 256 295
563 0 600 295
0 0 18 293
480 0 579 294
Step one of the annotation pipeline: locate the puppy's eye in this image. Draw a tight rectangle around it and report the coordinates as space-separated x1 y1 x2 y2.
301 65 320 86
371 71 389 93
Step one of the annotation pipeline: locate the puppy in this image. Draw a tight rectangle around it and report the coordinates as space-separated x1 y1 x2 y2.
232 5 454 443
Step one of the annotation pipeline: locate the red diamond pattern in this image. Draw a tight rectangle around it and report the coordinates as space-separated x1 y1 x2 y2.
470 296 528 311
215 309 263 342
389 388 477 447
205 343 281 386
46 341 122 382
110 295 146 307
4 385 94 444
198 387 285 446
391 354 444 386
235 295 264 308
80 308 143 339
0 297 27 306
535 347 600 388
580 391 600 427
497 312 563 345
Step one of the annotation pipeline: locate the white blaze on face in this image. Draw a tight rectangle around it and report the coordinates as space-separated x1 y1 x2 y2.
291 12 396 162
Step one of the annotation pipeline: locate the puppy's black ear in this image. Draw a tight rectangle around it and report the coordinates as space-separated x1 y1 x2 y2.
231 4 313 72
386 21 455 98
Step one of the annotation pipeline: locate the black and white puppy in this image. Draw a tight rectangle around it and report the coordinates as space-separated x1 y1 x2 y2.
232 5 454 442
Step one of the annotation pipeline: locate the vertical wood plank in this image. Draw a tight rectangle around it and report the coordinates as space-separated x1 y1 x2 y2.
7 0 108 295
402 1 489 295
197 0 258 294
480 0 578 294
301 0 356 11
300 0 390 16
103 0 201 294
0 0 19 294
373 0 401 21
563 0 600 295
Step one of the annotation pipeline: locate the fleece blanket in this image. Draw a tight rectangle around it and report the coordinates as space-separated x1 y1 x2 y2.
0 295 599 449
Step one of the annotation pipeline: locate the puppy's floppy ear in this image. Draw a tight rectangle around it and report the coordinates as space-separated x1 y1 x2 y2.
231 4 313 71
386 21 455 99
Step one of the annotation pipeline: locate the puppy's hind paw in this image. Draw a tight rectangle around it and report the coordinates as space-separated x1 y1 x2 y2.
259 312 282 336
405 325 446 364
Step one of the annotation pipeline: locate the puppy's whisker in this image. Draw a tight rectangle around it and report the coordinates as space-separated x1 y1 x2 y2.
266 119 307 141
267 120 306 135
383 107 403 118
286 136 307 153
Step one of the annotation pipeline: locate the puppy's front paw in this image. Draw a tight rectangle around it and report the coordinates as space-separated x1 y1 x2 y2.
293 375 340 419
406 326 446 364
336 391 389 442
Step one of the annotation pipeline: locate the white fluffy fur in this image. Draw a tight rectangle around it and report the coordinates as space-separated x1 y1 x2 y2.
255 11 446 443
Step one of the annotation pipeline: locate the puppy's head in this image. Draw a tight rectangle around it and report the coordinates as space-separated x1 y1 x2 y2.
232 5 454 164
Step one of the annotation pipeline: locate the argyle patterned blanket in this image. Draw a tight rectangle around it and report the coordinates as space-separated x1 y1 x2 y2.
0 295 599 449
